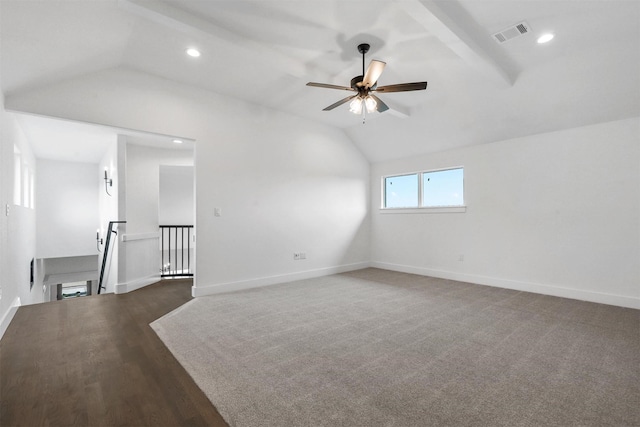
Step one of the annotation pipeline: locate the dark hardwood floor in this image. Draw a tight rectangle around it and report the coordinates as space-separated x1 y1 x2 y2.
0 279 228 427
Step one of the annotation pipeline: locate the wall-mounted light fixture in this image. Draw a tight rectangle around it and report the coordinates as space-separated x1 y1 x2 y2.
104 169 113 196
96 229 103 253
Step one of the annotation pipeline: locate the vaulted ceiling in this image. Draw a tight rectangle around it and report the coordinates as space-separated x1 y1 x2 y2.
2 0 639 162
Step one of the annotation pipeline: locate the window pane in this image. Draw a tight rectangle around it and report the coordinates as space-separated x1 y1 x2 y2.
422 168 464 207
384 174 418 208
23 165 30 208
13 146 22 206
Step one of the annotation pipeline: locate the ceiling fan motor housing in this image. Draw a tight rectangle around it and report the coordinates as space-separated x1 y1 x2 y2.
351 76 376 93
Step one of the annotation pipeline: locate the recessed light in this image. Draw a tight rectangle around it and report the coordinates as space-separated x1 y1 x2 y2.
537 33 554 44
185 48 201 57
173 139 183 144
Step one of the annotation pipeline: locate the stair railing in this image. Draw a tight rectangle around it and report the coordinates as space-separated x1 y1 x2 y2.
98 221 126 294
160 225 194 278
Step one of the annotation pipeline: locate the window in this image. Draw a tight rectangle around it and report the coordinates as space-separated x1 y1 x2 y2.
384 173 418 208
58 281 90 299
13 144 35 209
23 165 30 208
422 168 464 207
383 167 464 209
13 145 21 206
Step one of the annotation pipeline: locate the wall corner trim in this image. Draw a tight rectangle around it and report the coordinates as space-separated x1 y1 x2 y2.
192 262 371 297
114 274 162 294
0 297 22 341
371 261 640 309
121 232 160 242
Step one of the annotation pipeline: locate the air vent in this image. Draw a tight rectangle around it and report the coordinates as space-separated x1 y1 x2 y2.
492 21 530 44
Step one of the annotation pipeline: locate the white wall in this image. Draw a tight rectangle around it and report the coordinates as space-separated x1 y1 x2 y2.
126 144 193 233
36 159 99 258
371 117 640 308
159 165 194 225
0 109 44 339
97 138 119 293
5 68 371 297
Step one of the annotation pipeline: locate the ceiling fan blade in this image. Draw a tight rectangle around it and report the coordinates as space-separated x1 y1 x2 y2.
307 82 355 91
323 95 357 111
362 60 386 88
370 95 389 113
375 81 428 93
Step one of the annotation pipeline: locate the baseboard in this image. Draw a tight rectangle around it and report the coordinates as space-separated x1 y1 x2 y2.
371 261 640 309
192 262 371 297
114 274 162 294
0 297 22 341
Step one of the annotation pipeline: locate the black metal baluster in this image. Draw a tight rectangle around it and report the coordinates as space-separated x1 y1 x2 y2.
159 225 193 278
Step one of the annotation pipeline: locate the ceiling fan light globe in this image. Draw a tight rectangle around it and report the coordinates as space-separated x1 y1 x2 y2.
349 97 363 114
364 95 377 113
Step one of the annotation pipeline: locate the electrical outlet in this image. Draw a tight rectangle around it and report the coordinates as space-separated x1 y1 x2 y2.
300 252 306 260
293 253 300 260
5 204 9 216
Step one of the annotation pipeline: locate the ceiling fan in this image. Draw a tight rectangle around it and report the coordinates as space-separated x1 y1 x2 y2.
306 43 428 118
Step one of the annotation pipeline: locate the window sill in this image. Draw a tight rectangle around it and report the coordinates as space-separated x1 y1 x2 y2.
379 206 466 214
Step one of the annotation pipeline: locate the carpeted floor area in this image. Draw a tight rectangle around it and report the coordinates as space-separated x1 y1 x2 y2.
151 268 640 426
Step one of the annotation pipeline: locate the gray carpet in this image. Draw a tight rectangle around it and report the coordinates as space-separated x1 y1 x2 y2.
151 268 640 426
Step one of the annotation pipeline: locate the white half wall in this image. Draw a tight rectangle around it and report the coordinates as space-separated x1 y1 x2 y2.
371 117 640 308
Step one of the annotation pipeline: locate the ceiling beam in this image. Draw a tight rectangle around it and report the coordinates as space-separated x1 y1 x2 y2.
118 0 309 78
398 0 517 86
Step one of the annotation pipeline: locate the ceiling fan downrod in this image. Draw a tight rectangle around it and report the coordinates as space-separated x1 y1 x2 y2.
358 43 370 77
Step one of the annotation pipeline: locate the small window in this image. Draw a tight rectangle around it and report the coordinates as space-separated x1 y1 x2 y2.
13 145 21 206
59 281 89 300
422 168 464 207
383 167 464 209
384 174 418 208
23 165 30 208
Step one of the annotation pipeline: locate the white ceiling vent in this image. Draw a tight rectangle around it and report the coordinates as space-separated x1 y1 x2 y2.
492 21 530 43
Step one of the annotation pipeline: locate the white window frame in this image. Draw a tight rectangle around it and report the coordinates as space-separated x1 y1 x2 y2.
13 145 22 206
381 166 466 214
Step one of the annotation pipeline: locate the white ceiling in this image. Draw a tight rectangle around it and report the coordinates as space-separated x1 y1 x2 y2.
13 113 194 163
2 0 639 162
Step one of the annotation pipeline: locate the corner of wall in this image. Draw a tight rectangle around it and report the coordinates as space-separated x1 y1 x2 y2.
371 261 640 309
0 297 21 341
192 261 371 298
114 274 162 294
